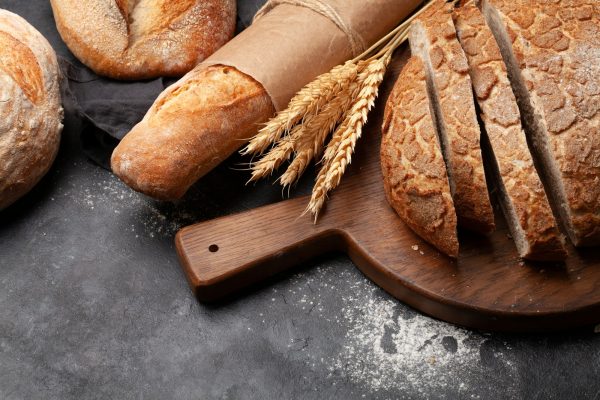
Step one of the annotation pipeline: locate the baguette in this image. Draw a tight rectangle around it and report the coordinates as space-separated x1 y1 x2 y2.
50 0 236 79
0 10 63 210
454 1 566 260
481 0 600 246
110 1 425 201
381 56 459 258
409 0 495 234
111 65 274 200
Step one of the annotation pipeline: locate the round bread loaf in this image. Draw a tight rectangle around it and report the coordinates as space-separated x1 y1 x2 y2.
50 0 236 80
0 10 63 211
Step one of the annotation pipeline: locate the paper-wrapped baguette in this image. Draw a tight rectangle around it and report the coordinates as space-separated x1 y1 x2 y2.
111 0 423 200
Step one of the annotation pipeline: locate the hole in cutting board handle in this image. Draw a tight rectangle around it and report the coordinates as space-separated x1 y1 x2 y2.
208 244 219 253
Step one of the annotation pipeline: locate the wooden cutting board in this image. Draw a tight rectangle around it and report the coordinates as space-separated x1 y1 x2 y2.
175 48 600 332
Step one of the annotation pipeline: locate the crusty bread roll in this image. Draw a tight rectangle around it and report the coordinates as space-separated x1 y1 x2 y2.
381 56 459 258
50 0 236 80
454 1 566 261
111 65 274 200
481 0 600 246
0 10 63 211
409 0 495 234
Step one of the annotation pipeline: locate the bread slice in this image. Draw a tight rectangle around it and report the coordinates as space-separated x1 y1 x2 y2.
481 0 600 246
381 56 459 258
453 1 566 261
409 0 495 234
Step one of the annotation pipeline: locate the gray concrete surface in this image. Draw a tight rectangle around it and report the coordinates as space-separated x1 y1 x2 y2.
1 1 599 399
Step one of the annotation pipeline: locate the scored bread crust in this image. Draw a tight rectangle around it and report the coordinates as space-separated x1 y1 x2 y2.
381 56 459 258
111 64 275 200
50 0 236 80
0 10 63 210
482 0 600 246
454 1 566 260
409 0 495 234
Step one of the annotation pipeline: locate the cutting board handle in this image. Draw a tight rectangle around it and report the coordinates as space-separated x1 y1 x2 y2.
175 196 343 301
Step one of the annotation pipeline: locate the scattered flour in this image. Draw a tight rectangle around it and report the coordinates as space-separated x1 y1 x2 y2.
57 162 198 238
61 161 521 397
330 293 485 396
284 265 518 397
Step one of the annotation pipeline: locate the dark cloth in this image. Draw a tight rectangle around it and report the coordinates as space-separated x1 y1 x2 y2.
58 58 169 168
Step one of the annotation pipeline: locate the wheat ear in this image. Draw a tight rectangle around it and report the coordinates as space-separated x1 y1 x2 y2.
306 55 390 217
278 78 363 188
241 61 359 156
247 135 295 182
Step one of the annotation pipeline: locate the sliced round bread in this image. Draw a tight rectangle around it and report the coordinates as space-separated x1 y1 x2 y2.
454 0 566 260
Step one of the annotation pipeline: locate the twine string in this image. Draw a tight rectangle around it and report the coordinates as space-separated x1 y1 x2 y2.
253 0 366 57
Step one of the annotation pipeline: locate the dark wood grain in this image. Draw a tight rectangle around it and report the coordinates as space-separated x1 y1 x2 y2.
175 47 600 332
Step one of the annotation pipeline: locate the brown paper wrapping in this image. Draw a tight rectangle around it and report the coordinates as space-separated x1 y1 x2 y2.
199 0 423 111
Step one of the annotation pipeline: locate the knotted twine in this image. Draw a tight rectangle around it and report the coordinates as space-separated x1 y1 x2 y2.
253 0 366 57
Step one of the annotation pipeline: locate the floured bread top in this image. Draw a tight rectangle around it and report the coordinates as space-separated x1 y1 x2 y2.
0 9 63 210
50 0 236 79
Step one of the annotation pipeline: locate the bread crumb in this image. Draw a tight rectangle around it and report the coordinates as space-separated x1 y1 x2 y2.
412 244 419 251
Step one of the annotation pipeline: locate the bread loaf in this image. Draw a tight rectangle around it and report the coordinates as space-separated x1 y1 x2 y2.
111 65 274 200
454 1 566 260
109 0 428 201
409 0 495 234
0 10 63 211
481 0 600 246
50 0 236 79
381 56 459 258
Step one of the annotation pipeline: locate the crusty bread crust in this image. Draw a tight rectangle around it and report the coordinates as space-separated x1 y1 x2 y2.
111 64 274 200
482 0 600 246
381 56 459 258
454 1 566 260
0 9 63 210
410 0 495 234
50 0 236 80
